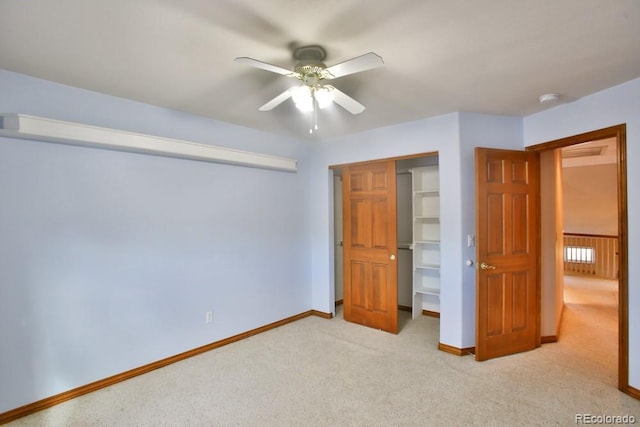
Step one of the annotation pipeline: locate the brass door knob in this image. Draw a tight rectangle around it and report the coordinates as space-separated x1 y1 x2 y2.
478 262 496 270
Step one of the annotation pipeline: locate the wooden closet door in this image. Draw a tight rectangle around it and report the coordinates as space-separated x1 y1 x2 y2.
343 160 398 333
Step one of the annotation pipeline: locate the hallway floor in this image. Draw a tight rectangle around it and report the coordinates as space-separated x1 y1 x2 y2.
561 274 618 386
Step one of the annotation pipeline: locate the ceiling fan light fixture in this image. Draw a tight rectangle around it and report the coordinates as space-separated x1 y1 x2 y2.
236 46 383 121
291 85 314 112
315 86 335 109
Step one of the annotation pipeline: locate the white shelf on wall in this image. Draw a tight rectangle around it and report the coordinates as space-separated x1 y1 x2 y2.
0 113 298 172
411 165 441 319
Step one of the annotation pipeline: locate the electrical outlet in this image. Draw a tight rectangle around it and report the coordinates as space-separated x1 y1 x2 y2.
205 311 213 324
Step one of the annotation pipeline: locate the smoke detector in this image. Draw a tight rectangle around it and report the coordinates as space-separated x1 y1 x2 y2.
538 93 560 103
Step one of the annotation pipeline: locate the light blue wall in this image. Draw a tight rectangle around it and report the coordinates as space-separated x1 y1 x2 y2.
458 113 524 345
0 70 311 411
524 77 640 390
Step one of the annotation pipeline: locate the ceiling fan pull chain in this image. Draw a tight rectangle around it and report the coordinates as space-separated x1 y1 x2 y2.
309 95 319 134
314 97 319 131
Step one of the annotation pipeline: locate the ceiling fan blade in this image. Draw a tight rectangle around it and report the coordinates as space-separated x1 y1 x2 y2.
324 52 384 79
331 87 366 114
235 57 296 76
258 89 293 111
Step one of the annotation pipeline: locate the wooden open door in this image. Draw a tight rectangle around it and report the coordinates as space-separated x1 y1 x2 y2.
342 160 398 333
475 148 539 360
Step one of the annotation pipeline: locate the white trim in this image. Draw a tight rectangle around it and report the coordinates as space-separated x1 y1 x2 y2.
0 114 297 172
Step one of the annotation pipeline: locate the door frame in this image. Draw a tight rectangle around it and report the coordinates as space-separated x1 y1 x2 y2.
526 124 629 394
330 151 439 317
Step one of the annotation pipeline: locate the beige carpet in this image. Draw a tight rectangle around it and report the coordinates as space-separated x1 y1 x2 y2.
7 276 639 426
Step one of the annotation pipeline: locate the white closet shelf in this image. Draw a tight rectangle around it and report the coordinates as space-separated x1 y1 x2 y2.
415 263 440 270
415 287 440 296
414 240 440 245
411 164 441 319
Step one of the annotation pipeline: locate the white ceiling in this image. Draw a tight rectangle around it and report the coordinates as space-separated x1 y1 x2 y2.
1 0 639 138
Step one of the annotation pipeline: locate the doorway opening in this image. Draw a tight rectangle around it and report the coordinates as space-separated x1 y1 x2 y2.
528 124 629 394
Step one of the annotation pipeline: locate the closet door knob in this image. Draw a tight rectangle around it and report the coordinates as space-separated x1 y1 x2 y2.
390 254 396 260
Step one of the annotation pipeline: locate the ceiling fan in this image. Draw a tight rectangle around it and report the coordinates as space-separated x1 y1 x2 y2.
235 45 383 119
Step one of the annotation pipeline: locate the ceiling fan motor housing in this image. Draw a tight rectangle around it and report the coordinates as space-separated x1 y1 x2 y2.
294 45 332 85
293 45 327 61
295 63 328 85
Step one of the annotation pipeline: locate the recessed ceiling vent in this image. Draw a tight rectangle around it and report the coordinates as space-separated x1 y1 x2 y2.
561 145 607 159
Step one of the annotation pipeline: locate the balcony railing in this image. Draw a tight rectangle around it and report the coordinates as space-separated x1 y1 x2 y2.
563 233 618 279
